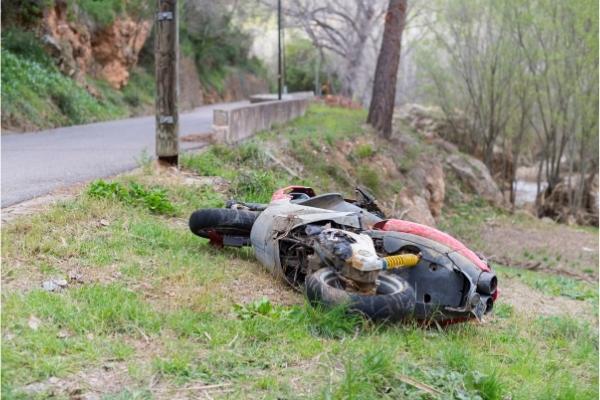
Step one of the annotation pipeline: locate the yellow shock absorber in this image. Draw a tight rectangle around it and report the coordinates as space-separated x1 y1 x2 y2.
383 254 420 270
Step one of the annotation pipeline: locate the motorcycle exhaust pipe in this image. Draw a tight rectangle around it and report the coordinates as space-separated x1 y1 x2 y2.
477 272 497 295
480 295 494 313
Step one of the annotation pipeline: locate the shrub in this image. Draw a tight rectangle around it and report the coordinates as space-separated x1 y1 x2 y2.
87 179 176 215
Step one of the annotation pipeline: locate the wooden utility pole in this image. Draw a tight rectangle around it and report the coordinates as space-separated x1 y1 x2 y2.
155 0 179 166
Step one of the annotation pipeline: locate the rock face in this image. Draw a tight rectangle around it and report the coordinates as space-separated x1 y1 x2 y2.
202 72 269 105
179 56 204 110
42 0 151 88
401 159 446 224
397 191 437 226
398 104 505 208
90 18 151 88
445 154 504 207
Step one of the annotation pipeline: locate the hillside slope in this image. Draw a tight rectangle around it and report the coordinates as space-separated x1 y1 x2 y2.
2 104 597 399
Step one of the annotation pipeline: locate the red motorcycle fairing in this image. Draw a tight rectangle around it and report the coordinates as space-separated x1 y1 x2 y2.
373 219 498 300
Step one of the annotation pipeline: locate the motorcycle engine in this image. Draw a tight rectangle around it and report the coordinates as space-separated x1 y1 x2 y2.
310 227 385 293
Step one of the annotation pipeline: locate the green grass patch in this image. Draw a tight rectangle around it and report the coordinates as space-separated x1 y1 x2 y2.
496 265 598 302
353 143 375 159
87 179 176 215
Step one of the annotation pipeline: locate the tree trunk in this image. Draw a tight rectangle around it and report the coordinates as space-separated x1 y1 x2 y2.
367 0 407 139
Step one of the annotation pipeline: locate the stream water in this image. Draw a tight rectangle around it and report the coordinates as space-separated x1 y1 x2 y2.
514 180 546 207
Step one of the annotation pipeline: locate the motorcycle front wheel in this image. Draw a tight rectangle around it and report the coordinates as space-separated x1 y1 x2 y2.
305 267 416 322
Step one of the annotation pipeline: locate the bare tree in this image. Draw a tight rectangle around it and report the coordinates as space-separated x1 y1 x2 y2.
366 0 407 138
282 0 387 98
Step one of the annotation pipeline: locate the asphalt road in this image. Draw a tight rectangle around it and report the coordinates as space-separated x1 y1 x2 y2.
1 101 247 207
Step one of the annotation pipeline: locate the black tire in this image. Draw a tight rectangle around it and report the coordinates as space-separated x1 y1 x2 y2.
189 208 258 239
305 268 415 322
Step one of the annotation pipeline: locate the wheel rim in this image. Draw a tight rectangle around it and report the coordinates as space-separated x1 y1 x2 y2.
319 269 403 295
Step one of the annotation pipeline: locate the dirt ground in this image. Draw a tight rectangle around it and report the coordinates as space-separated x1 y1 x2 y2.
499 278 595 321
478 216 598 280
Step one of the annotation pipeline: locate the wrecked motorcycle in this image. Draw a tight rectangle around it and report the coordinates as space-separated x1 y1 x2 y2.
189 186 498 323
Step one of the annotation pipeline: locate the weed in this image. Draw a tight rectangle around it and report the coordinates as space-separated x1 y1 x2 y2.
354 143 375 159
233 297 292 320
232 170 279 203
87 180 176 215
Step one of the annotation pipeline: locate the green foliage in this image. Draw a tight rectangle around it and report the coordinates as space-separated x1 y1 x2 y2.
1 28 53 67
1 48 125 129
232 171 279 203
357 165 380 192
87 180 176 215
284 37 337 93
233 297 293 320
0 0 49 27
179 2 268 91
74 0 150 27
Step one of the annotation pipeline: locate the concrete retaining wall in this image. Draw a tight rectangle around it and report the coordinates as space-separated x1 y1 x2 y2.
249 91 314 104
213 94 313 144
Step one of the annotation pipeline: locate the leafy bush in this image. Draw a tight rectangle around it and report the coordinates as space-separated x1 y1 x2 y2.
285 37 340 93
87 179 176 215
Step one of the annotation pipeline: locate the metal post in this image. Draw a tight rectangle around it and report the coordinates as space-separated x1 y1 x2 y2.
282 13 287 94
277 0 282 100
155 0 179 166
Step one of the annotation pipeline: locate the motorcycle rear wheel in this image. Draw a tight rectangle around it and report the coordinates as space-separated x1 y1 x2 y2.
189 208 258 239
305 267 415 322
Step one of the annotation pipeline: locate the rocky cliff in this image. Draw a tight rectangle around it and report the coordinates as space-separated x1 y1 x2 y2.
41 0 151 89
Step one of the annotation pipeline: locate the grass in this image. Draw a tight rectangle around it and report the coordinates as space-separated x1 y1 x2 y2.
2 104 598 398
496 265 598 302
